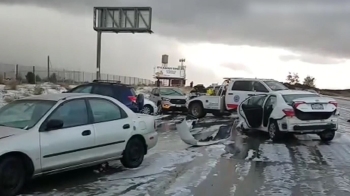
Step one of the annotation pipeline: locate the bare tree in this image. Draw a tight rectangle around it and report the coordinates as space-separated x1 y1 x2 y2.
286 72 300 85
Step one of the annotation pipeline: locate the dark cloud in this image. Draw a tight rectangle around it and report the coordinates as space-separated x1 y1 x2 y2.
1 0 350 59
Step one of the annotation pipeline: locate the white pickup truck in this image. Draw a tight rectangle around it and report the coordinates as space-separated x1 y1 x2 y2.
186 78 289 118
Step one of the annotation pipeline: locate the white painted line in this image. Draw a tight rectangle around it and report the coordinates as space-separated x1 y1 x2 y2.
339 107 350 112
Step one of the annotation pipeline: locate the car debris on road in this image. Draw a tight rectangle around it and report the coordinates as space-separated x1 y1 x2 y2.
176 117 233 147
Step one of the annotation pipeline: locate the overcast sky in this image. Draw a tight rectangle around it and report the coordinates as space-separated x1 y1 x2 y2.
1 0 350 89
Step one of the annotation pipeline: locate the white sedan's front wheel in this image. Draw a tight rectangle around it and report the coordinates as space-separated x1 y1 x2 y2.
0 156 26 196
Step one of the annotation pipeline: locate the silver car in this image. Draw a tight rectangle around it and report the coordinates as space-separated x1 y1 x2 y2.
149 87 187 113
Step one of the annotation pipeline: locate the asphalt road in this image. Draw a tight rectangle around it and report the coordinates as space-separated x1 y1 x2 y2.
21 98 350 196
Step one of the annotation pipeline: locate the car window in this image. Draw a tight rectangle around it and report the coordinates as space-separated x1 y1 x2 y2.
283 94 320 105
263 81 289 91
159 88 184 96
93 85 115 97
264 96 276 108
69 85 92 93
48 100 88 128
152 88 159 95
231 81 253 91
246 95 268 106
0 100 56 129
88 99 126 123
253 82 269 92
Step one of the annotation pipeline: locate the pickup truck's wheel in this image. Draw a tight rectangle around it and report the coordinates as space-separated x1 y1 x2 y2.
0 156 26 196
189 102 206 118
121 137 145 168
268 121 282 142
319 130 335 142
142 105 153 115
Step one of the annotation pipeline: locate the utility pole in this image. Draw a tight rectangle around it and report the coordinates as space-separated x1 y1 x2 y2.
47 55 50 80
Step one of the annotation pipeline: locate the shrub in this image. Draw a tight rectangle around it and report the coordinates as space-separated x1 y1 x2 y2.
33 85 44 95
25 72 35 84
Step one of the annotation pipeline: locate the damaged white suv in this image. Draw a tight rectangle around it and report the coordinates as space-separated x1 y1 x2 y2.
237 90 339 142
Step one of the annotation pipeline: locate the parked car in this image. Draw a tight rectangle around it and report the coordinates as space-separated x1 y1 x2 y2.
142 98 158 115
0 93 158 196
237 90 339 142
67 80 155 113
149 87 187 113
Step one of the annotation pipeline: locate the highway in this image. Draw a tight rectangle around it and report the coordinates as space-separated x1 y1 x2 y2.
21 97 350 196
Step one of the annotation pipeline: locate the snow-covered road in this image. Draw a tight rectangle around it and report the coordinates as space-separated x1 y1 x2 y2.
9 87 350 196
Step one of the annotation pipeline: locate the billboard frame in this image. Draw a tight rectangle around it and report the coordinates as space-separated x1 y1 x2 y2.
93 7 153 80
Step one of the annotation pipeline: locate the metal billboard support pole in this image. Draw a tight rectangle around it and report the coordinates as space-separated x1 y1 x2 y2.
96 31 102 80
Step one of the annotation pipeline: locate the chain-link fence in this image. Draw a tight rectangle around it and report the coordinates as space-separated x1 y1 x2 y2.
0 63 155 85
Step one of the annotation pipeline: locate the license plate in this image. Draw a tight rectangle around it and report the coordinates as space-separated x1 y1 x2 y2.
176 105 182 107
311 103 324 110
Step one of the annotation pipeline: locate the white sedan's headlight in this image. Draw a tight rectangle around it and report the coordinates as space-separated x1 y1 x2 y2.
161 97 170 101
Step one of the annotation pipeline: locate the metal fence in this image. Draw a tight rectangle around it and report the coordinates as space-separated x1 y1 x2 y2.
0 63 154 85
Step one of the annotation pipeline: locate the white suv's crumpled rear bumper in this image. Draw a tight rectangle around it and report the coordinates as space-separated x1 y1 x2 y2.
277 117 338 133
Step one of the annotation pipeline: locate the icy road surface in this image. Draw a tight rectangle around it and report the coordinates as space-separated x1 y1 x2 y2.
21 97 350 196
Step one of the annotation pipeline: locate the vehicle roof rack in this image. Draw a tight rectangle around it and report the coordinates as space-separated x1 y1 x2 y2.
223 77 276 80
92 79 122 84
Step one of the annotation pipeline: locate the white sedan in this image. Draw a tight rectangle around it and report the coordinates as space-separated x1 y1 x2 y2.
237 90 339 142
0 93 158 196
142 98 158 115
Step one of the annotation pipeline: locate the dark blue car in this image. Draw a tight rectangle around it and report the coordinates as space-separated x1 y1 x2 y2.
68 80 144 113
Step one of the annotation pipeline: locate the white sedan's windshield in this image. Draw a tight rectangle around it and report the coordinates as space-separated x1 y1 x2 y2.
0 100 56 129
160 88 184 96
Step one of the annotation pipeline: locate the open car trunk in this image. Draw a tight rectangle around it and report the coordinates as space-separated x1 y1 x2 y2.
292 97 337 121
241 104 263 128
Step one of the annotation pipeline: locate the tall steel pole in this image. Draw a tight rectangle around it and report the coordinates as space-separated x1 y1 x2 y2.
96 31 102 80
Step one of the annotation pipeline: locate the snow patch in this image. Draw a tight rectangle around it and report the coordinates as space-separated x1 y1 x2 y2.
0 82 65 107
165 159 218 195
252 144 292 163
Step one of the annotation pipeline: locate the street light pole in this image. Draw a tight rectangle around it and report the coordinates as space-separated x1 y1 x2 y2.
179 58 186 86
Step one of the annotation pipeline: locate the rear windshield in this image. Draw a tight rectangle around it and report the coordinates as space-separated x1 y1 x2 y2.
119 87 136 104
263 81 289 91
282 94 320 105
129 88 136 96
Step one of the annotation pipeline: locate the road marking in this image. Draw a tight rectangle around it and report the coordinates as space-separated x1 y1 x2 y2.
339 107 350 112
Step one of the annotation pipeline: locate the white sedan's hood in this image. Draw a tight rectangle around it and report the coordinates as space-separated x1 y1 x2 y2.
0 126 23 139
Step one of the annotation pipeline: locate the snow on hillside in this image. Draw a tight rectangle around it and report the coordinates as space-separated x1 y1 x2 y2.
0 82 66 107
